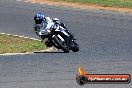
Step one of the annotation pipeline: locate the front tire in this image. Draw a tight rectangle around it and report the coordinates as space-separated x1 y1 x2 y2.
53 35 70 53
71 42 79 52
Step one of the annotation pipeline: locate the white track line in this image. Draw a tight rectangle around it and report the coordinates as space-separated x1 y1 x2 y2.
17 0 36 4
0 33 57 56
0 47 57 56
0 52 34 56
0 33 41 41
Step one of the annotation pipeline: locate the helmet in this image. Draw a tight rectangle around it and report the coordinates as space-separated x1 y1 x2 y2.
34 12 45 24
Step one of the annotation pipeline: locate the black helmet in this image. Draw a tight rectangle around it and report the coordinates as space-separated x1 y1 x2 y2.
34 12 45 24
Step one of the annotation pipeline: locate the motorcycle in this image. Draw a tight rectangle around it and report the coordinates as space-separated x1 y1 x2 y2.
34 21 79 53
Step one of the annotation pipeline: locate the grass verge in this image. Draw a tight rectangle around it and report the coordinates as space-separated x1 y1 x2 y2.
0 34 47 54
49 0 132 8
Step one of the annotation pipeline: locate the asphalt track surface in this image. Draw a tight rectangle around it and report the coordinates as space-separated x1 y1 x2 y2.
0 0 132 88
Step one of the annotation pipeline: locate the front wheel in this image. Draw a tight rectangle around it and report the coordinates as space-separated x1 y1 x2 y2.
71 42 79 52
53 35 70 53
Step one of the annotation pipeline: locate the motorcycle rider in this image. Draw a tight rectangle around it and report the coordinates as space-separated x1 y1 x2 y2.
34 12 75 48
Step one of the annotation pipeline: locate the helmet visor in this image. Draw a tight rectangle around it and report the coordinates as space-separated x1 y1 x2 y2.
35 18 43 24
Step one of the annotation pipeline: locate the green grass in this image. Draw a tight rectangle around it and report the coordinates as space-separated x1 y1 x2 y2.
50 0 132 8
0 34 47 54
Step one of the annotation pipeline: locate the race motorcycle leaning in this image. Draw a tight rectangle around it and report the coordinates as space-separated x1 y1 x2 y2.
34 21 79 53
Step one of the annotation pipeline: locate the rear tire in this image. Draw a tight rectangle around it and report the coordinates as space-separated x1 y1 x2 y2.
53 35 70 53
45 40 53 47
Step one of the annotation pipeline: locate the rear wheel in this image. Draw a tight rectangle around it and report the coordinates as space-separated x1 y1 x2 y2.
53 35 70 53
45 40 53 47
